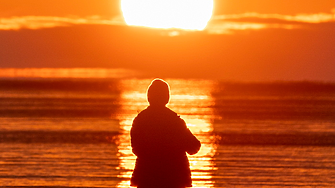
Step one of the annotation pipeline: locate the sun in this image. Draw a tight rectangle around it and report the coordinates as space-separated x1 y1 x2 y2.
121 0 214 30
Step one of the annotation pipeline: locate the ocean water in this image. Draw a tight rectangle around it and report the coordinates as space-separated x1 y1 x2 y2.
0 78 335 187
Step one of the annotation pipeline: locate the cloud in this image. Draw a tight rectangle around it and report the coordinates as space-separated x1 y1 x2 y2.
213 12 335 23
0 68 140 78
0 15 125 30
207 12 335 34
1 11 335 35
206 22 267 35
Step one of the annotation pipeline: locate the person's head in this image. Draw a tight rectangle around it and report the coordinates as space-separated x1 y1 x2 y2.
147 78 170 106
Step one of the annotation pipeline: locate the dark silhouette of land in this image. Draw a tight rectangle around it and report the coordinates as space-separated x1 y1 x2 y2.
130 79 201 188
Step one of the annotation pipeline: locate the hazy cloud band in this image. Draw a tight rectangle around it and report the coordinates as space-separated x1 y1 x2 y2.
0 16 125 30
1 11 334 34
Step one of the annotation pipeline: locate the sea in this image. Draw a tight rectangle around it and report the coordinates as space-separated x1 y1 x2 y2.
0 70 335 187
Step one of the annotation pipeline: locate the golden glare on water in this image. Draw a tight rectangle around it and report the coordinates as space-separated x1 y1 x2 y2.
121 0 214 30
115 79 217 188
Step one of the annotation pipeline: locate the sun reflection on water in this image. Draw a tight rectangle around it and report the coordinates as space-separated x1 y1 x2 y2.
116 79 217 188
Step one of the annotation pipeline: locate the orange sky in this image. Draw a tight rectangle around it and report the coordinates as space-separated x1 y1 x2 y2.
1 0 335 81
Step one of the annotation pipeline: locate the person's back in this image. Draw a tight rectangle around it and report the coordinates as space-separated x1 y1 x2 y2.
130 79 201 188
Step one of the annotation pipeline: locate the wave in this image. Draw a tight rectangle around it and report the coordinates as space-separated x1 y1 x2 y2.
212 81 335 96
1 131 334 146
0 131 119 144
0 108 119 118
216 132 335 146
212 98 335 120
0 78 120 92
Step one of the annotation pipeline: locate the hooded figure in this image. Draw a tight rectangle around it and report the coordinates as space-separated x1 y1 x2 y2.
130 79 201 188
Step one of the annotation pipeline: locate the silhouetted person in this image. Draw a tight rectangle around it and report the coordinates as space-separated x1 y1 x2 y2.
130 79 201 188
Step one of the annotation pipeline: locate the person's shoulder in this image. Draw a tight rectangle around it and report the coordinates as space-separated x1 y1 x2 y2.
162 107 183 119
136 106 181 120
134 107 150 119
164 106 178 115
132 108 149 128
164 107 187 125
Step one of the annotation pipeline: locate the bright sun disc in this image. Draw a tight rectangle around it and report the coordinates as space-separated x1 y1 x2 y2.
121 0 214 30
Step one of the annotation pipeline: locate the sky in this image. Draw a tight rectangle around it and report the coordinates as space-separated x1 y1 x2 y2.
1 0 335 81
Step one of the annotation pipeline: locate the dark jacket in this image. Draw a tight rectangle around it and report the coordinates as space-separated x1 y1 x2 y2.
130 106 201 188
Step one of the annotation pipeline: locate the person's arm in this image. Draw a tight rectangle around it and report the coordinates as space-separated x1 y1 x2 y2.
178 119 201 155
184 128 201 155
130 117 141 156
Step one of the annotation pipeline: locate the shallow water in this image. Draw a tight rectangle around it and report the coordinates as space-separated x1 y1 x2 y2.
0 78 335 187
